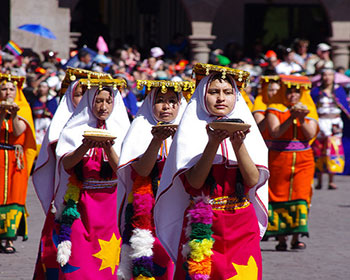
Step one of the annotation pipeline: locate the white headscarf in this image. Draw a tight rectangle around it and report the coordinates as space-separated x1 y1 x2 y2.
33 80 81 214
116 87 187 232
154 74 269 262
54 85 130 214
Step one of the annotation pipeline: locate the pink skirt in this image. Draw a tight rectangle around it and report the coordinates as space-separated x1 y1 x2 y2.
33 186 121 280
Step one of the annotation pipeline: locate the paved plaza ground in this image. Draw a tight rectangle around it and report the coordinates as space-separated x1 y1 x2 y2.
0 175 349 279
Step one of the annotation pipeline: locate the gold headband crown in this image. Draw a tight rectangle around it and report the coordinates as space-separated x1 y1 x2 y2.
279 75 311 90
60 67 113 95
259 75 280 85
136 80 195 102
0 73 25 89
79 78 127 91
192 63 250 89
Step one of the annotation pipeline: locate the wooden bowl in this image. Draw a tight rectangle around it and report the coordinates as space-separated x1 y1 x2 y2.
209 122 251 133
292 107 309 113
152 124 178 129
0 103 15 109
83 135 116 142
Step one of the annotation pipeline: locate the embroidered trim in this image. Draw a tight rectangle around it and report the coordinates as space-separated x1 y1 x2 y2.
289 152 297 201
82 178 118 189
265 140 310 151
209 196 250 211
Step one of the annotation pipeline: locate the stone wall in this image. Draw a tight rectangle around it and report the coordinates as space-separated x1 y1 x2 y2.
10 0 71 59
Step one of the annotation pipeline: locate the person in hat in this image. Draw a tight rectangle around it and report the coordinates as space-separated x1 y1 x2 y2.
263 50 279 75
264 75 319 250
33 69 114 244
0 74 36 253
33 79 130 279
143 47 164 73
310 68 350 187
154 64 269 279
306 43 334 75
117 80 194 280
42 50 59 72
253 76 280 137
276 47 303 75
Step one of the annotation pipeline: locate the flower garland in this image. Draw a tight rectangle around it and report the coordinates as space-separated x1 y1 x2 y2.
56 174 82 266
182 195 214 280
118 175 156 280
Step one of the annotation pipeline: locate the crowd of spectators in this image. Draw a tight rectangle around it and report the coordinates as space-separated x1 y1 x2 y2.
1 37 350 122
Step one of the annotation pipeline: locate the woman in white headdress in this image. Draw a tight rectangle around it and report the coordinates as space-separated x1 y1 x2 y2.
154 64 269 280
33 79 85 214
116 80 194 280
33 79 130 280
33 68 113 214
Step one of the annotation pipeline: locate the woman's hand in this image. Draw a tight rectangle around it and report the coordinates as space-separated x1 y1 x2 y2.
290 107 309 122
8 104 20 119
206 125 229 146
82 138 101 149
230 129 250 150
151 126 176 141
101 139 115 151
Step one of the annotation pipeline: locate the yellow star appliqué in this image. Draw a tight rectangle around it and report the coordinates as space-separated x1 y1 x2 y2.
227 256 258 280
92 233 121 275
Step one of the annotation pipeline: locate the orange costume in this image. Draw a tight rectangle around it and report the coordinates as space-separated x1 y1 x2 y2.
252 75 280 139
0 75 36 241
265 75 318 237
241 89 254 111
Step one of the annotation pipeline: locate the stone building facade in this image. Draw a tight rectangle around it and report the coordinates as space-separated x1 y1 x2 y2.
10 0 71 59
5 0 350 68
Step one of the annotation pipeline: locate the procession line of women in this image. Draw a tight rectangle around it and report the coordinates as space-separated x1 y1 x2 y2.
5 62 344 279
28 63 271 280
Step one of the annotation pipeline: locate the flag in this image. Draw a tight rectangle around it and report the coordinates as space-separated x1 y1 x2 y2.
5 40 23 56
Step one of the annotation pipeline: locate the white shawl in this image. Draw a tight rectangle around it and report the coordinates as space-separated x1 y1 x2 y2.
154 74 269 262
32 80 80 214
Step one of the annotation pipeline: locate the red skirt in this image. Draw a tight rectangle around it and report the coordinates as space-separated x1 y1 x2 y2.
174 203 262 279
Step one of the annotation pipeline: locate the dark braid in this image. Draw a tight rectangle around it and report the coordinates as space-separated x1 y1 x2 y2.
100 157 114 179
73 160 84 182
205 167 217 196
205 166 245 200
150 163 160 197
235 168 245 202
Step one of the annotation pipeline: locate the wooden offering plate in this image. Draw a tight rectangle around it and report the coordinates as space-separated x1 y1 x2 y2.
152 123 178 129
291 103 309 113
209 118 251 133
83 129 116 142
0 101 15 109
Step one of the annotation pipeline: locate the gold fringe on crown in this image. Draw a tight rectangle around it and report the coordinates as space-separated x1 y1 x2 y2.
0 73 26 89
78 78 127 91
279 74 311 90
60 67 113 95
136 80 195 102
192 63 250 89
260 75 280 85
